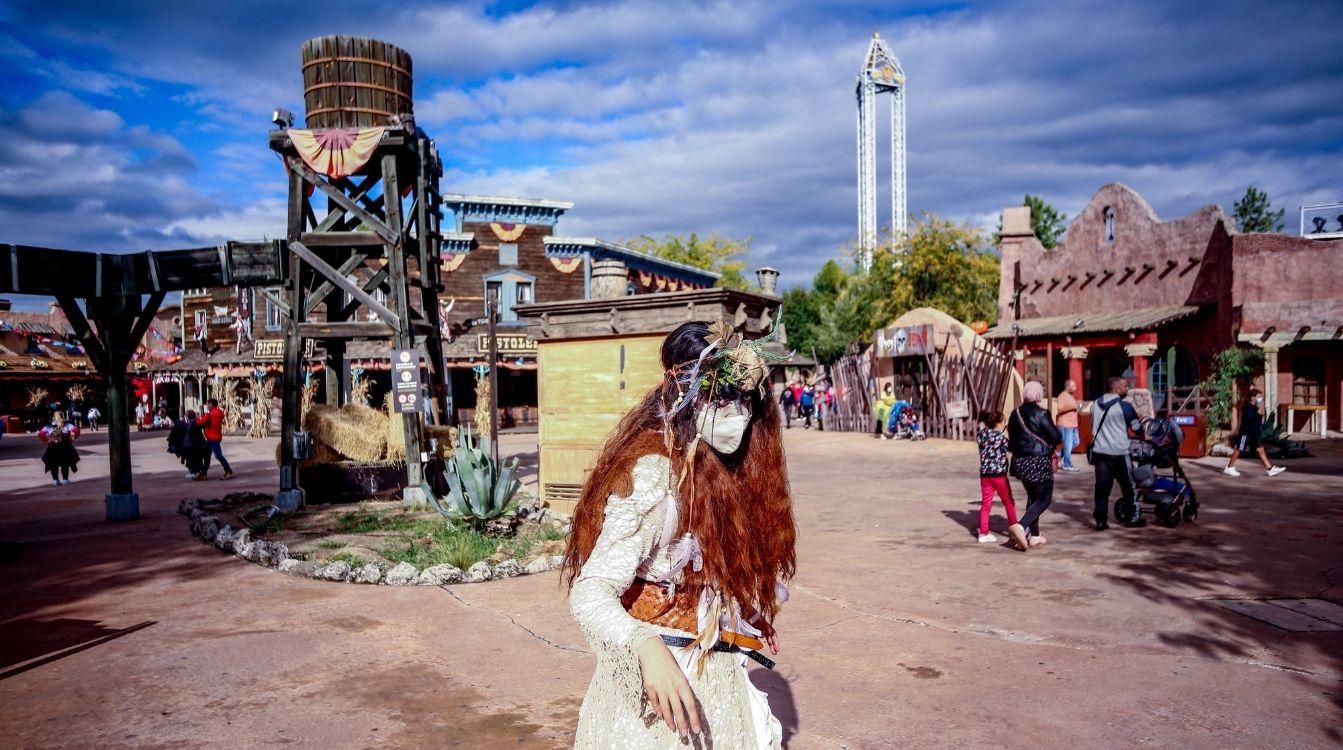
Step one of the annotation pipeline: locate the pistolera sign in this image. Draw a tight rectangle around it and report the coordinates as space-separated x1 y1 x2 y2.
391 348 422 414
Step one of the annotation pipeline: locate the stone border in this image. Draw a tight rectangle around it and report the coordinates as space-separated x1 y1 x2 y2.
177 497 564 585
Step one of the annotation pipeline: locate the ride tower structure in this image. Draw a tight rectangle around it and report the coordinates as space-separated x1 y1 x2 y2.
856 32 907 268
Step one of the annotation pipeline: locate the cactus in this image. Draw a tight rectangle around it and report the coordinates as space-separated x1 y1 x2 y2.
428 426 521 527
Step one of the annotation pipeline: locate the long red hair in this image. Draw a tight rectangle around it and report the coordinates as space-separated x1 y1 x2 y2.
562 323 797 622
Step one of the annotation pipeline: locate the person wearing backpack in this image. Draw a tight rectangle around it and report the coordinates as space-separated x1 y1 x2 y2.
780 385 796 429
1089 376 1145 530
1006 381 1062 551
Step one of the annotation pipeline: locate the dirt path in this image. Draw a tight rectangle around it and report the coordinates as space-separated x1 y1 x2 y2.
1 429 1339 748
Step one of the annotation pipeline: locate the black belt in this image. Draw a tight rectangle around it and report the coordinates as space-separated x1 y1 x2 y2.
659 634 776 670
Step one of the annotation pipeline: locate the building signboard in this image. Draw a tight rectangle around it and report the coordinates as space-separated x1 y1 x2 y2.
253 338 314 360
874 324 933 358
476 333 537 354
391 347 422 414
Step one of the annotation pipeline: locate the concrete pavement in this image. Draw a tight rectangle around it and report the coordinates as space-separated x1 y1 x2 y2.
1 428 1340 748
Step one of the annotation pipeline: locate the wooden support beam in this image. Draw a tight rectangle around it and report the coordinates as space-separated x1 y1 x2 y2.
315 173 383 233
304 252 368 317
287 157 398 245
258 287 291 320
296 321 394 339
288 240 400 328
300 231 383 247
128 291 167 354
54 295 110 373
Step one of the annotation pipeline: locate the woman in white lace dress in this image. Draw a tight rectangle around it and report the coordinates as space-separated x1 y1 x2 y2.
563 321 797 749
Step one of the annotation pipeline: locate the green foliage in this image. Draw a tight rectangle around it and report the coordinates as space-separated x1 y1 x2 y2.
1233 186 1285 233
1259 413 1311 459
315 539 345 550
335 508 419 534
378 521 567 571
326 551 367 568
624 232 752 289
1200 347 1264 429
781 216 999 364
993 194 1068 249
428 428 522 527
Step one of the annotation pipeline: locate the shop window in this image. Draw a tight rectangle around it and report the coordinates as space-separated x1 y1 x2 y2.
1292 356 1325 405
1103 207 1116 245
265 293 283 331
484 271 536 322
499 243 518 266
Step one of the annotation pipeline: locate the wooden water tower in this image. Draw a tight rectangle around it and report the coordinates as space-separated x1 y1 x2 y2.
271 36 449 510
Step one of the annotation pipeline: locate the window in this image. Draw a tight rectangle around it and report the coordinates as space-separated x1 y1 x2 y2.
265 293 283 331
1103 207 1116 245
483 271 536 322
1150 345 1198 409
1292 356 1325 405
499 243 518 266
193 309 207 336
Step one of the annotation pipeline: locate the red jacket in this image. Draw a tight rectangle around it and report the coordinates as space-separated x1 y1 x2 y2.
197 407 225 442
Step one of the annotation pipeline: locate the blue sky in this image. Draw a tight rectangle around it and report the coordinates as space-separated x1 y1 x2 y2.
2 0 1341 311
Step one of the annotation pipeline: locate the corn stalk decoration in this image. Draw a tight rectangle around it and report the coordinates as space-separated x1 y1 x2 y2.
349 369 371 407
66 384 89 402
427 426 521 528
248 373 271 438
299 375 317 422
474 374 492 441
26 386 50 409
222 379 246 433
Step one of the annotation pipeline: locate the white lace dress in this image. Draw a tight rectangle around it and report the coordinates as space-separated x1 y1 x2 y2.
569 454 782 750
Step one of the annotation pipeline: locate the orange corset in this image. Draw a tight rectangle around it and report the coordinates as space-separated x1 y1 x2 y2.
621 578 764 651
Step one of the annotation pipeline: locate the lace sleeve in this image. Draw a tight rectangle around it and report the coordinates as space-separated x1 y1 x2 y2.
569 454 672 654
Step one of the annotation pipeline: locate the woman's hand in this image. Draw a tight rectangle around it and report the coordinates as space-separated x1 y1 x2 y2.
758 619 781 655
637 636 702 738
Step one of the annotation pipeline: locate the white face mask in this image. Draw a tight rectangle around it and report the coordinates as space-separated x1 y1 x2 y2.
695 401 753 455
1254 396 1264 405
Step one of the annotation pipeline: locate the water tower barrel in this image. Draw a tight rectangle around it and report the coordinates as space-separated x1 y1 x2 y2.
301 35 413 128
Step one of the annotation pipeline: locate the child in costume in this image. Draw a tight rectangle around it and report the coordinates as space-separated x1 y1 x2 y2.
564 320 796 750
39 411 81 485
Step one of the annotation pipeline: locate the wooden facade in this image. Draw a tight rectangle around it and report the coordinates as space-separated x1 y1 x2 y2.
517 288 782 514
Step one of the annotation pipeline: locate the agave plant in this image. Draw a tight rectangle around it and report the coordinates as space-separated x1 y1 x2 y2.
428 426 522 528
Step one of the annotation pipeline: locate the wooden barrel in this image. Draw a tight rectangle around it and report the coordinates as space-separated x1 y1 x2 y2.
590 260 630 299
301 36 413 129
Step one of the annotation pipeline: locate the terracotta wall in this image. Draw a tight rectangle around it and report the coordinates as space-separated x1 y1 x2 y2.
999 183 1232 323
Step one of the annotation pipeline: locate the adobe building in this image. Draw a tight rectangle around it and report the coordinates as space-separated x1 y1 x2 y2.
990 183 1343 435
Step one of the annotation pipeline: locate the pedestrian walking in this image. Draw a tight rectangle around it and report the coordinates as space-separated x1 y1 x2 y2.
134 400 147 432
1055 379 1082 472
799 385 815 429
976 410 1018 544
195 397 234 480
1223 388 1286 477
1090 376 1145 530
39 411 81 486
780 385 796 429
873 383 895 439
789 380 804 420
1007 381 1061 550
86 405 101 431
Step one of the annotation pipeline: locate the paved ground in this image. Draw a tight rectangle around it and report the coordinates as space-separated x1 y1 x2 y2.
1 427 1340 749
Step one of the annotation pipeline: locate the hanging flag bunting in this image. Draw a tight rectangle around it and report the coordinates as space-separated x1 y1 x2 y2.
548 256 582 274
441 253 467 273
490 222 526 242
288 127 386 178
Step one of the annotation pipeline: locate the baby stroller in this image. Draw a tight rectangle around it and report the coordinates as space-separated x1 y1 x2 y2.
1118 416 1199 528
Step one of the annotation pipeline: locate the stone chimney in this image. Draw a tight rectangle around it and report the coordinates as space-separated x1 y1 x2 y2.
755 266 780 295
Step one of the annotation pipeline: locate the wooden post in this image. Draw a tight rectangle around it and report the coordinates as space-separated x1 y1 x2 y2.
488 288 500 468
383 152 427 505
276 168 306 512
1046 341 1054 415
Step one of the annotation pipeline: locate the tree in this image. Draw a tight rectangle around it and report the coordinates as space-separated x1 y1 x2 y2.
783 216 1000 364
994 193 1068 249
624 233 751 289
1233 186 1285 233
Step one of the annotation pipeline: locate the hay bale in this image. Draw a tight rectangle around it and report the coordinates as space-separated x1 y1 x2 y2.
385 406 406 461
301 403 387 462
